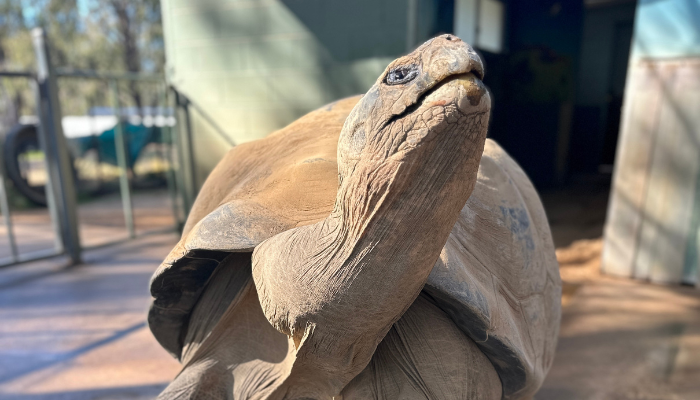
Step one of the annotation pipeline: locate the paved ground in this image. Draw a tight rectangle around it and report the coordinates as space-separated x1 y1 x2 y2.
540 175 611 248
0 189 177 262
0 177 698 399
0 234 180 400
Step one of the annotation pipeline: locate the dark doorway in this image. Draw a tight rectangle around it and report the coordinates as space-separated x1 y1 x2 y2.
569 0 637 175
601 20 634 168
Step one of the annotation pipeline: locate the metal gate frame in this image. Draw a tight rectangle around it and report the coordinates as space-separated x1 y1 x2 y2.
0 28 193 268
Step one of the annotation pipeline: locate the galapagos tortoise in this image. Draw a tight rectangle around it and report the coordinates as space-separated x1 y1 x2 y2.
149 35 560 400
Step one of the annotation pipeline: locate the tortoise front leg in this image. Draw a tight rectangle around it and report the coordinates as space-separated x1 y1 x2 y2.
342 293 502 400
158 255 293 400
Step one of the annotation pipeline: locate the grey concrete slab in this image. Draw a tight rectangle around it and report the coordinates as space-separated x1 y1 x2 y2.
0 233 180 400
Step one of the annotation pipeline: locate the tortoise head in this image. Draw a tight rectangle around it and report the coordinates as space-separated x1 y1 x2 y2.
336 34 489 185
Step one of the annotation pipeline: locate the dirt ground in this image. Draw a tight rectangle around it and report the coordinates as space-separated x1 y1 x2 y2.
538 177 700 400
539 175 611 305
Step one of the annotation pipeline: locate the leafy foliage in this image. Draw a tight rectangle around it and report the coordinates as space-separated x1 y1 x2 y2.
0 0 164 121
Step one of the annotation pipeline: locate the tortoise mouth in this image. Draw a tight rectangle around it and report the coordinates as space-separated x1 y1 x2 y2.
422 72 487 109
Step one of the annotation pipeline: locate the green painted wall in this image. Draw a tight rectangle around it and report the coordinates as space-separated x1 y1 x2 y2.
160 0 420 186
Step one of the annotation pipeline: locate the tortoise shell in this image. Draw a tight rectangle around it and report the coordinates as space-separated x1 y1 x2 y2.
148 96 560 399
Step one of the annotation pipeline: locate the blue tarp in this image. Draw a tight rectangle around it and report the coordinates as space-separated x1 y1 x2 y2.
69 124 161 168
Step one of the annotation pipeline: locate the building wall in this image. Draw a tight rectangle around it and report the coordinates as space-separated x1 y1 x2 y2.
575 3 636 106
603 0 700 286
161 0 400 186
162 0 589 191
161 0 453 186
486 0 584 187
631 0 700 60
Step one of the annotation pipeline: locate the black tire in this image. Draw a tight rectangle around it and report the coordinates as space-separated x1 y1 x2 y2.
3 124 48 206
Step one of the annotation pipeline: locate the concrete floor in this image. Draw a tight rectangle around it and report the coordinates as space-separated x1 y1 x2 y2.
540 175 611 248
0 189 177 262
0 234 180 400
0 178 698 399
1 238 699 399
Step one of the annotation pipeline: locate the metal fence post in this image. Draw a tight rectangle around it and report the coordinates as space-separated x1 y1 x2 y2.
108 80 136 238
0 148 19 262
174 91 196 216
160 86 184 230
32 28 82 265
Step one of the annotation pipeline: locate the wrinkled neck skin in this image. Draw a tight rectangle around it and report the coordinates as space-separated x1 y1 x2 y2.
331 78 487 241
252 78 490 399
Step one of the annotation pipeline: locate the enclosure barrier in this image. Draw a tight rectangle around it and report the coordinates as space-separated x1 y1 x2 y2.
0 28 196 268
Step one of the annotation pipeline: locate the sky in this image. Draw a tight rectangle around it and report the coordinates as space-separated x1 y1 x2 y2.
21 0 91 27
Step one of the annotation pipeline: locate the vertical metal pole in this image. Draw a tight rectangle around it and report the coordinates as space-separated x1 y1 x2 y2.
32 28 81 265
108 80 136 238
32 80 64 254
174 91 196 216
88 106 103 186
0 159 19 262
160 85 183 230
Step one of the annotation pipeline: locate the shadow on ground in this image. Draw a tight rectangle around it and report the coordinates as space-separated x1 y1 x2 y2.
0 234 181 399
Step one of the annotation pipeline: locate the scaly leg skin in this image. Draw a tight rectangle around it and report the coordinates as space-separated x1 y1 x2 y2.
342 293 502 400
158 254 293 400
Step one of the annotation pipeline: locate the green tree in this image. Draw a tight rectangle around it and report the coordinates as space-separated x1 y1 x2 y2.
86 0 164 111
0 0 164 119
0 0 31 126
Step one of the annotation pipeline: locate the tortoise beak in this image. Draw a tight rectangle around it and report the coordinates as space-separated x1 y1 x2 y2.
421 72 490 117
454 73 490 114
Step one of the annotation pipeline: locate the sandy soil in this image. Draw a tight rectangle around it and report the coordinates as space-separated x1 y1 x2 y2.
556 237 604 305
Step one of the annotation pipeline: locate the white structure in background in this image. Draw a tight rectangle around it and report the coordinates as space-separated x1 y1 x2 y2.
454 0 505 54
19 111 176 139
602 0 700 286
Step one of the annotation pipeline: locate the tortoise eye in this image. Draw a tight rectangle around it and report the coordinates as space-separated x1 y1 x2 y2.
385 64 419 85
